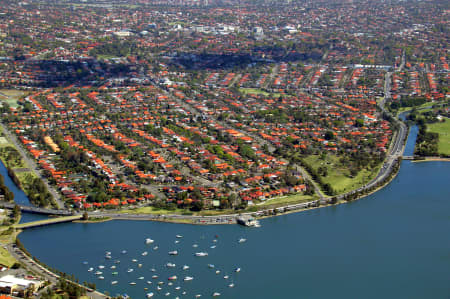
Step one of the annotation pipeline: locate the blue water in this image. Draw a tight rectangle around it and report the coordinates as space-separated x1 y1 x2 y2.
16 125 450 299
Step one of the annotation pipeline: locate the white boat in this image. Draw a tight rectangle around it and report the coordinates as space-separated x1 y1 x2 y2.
158 281 164 285
168 250 178 255
98 276 104 280
210 245 216 249
182 291 186 295
153 246 158 250
111 281 118 285
212 292 221 297
146 292 154 298
138 276 145 280
121 250 127 254
146 238 154 244
152 275 158 279
176 235 183 238
166 262 176 268
105 255 112 259
223 275 229 279
183 276 193 281
146 281 152 285
82 261 88 265
156 286 162 291
114 260 121 264
95 271 103 275
151 268 156 272
208 264 215 268
106 251 111 255
195 295 201 298
175 286 181 290
127 269 134 273
168 275 177 281
138 264 142 268
228 283 235 288
88 268 94 272
238 238 247 243
192 244 198 248
110 265 116 269
175 240 180 244
182 265 189 270
98 265 105 269
195 252 208 257
142 251 148 256
168 282 173 286
235 267 241 273
129 282 136 286
132 259 138 262
165 292 170 296
215 270 220 274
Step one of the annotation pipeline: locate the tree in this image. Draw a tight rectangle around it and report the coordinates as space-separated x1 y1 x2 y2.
82 211 89 221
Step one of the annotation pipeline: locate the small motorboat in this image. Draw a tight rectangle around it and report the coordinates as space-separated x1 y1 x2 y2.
98 276 104 280
121 250 127 254
182 265 189 270
127 269 134 273
146 292 154 298
176 235 183 238
228 283 235 288
208 264 215 269
153 246 159 250
168 250 178 255
88 268 94 272
152 275 158 279
132 259 138 262
223 275 229 279
142 251 148 256
111 265 116 269
156 286 162 291
129 282 136 286
168 282 173 286
138 276 145 280
210 245 216 249
215 270 220 274
235 267 241 273
168 275 177 281
82 261 88 265
98 265 105 269
238 238 247 243
112 272 118 275
165 292 170 296
95 271 102 275
195 295 202 298
212 292 221 297
184 276 193 281
175 286 181 290
138 264 143 268
147 281 152 285
192 244 198 248
111 281 118 285
195 252 208 257
166 262 176 268
146 238 154 244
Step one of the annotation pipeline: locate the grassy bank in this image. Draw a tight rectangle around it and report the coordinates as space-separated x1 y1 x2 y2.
0 89 26 109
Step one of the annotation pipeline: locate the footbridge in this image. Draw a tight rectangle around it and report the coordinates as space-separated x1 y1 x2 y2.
13 215 82 229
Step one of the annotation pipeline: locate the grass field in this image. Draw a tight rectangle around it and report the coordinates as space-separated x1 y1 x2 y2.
427 118 450 155
256 193 317 209
239 88 284 98
0 89 26 109
0 246 16 268
304 154 381 194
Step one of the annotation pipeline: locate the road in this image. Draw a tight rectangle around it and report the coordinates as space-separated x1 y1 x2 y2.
0 123 64 209
6 243 107 299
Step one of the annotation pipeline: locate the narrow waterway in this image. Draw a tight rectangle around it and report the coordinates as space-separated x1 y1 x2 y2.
0 160 48 222
15 125 450 299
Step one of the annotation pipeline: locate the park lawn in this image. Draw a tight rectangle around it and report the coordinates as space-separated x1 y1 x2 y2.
0 246 16 268
396 102 434 116
427 118 450 155
118 206 233 216
0 146 28 168
0 89 26 108
239 88 284 98
256 193 317 209
304 154 381 194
